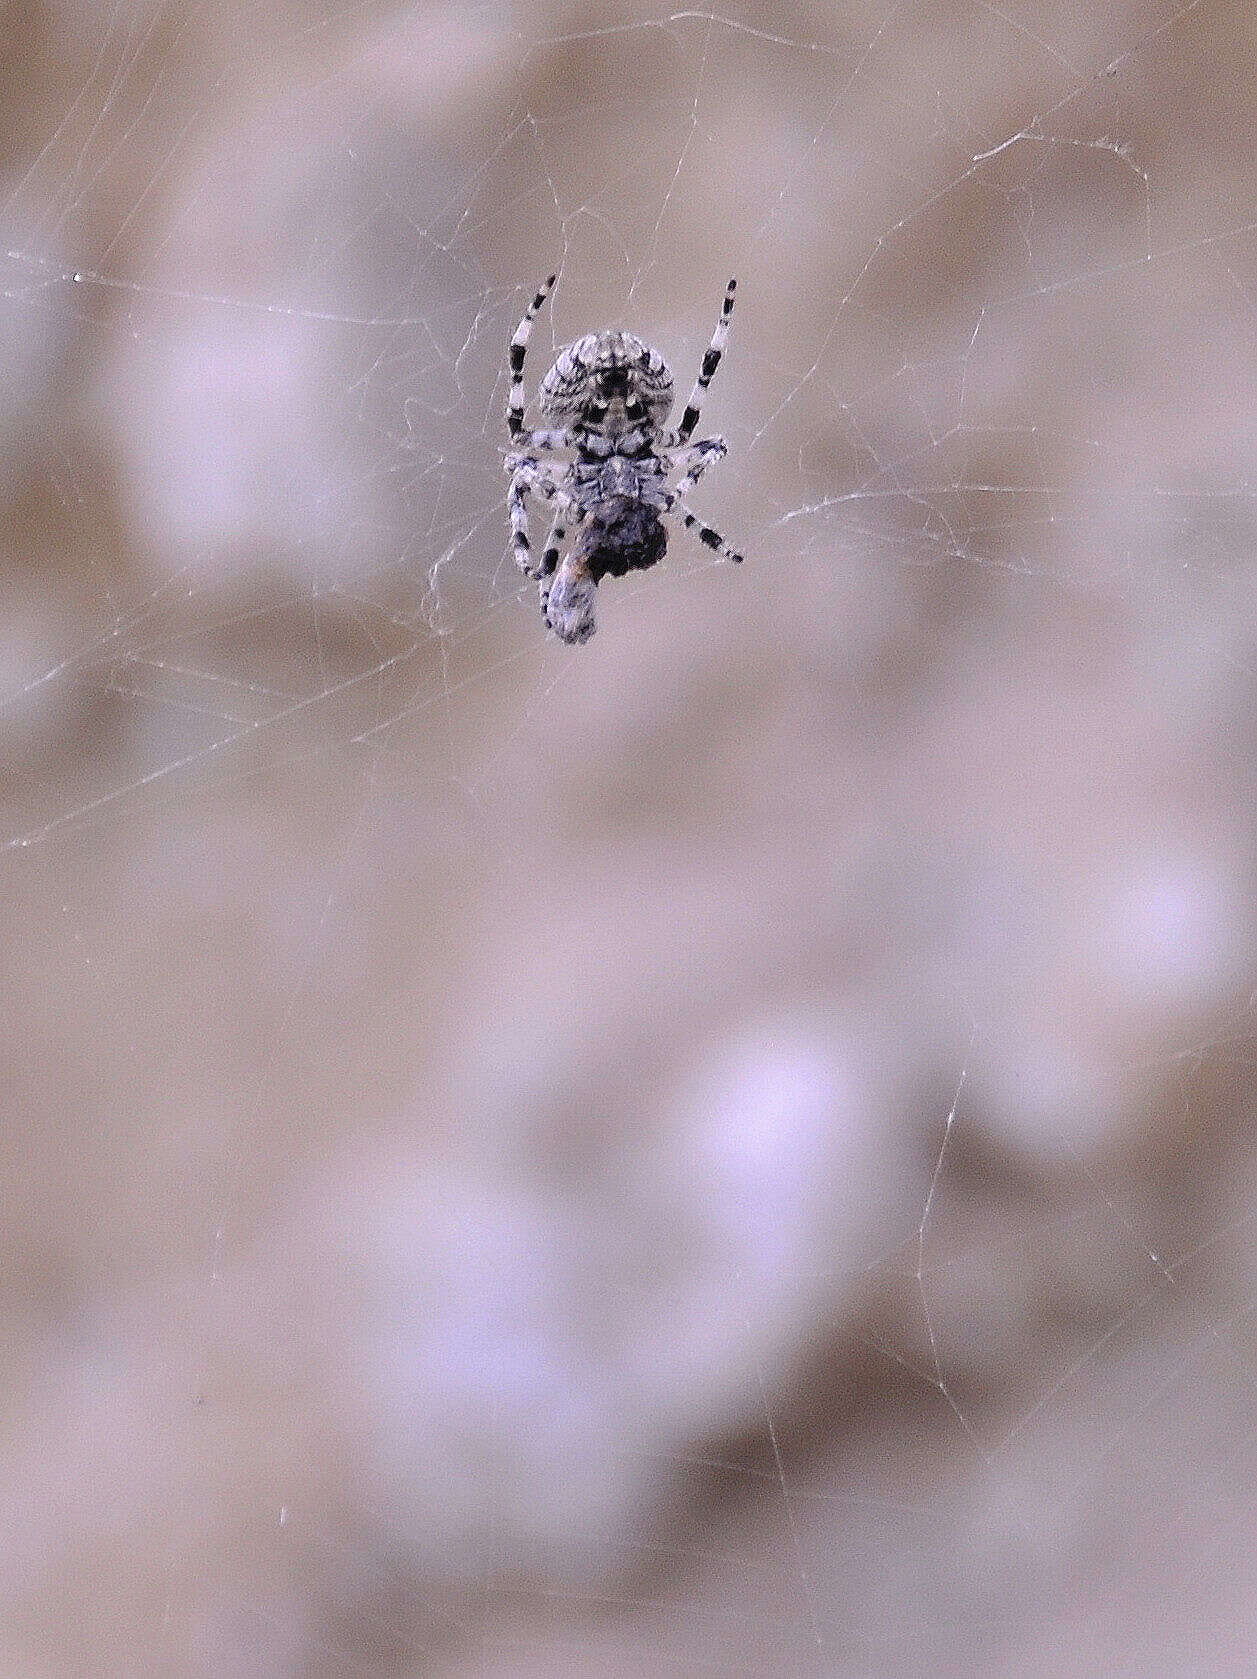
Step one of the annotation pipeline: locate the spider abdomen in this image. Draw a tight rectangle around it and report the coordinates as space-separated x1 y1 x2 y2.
575 496 668 582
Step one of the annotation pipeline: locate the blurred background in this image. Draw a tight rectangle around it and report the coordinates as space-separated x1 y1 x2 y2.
3 0 1257 1672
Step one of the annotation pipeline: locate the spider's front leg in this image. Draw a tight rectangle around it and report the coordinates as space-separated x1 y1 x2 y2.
662 276 737 447
507 273 557 441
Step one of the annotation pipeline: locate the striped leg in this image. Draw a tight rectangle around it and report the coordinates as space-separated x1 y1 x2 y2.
666 492 743 564
500 436 584 483
537 511 569 578
666 277 736 446
507 472 534 573
669 435 728 496
505 429 582 461
536 511 576 625
507 460 582 575
506 272 557 441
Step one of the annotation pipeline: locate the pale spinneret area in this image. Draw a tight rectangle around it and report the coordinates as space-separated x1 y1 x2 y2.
505 273 741 642
3 1 1257 1676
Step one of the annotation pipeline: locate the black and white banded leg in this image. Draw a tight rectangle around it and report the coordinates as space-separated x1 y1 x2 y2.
507 427 582 456
536 510 571 581
669 436 728 497
506 272 557 441
666 491 743 564
666 277 736 447
536 511 573 627
507 459 583 575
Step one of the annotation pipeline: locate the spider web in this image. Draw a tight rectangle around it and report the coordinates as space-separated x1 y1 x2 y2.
3 1 1257 1674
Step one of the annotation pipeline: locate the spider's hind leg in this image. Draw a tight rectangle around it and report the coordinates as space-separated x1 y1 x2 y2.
507 459 583 576
666 492 743 565
536 512 569 621
669 436 728 497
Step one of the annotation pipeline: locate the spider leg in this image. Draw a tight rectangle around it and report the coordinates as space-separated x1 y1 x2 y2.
507 459 584 575
668 435 728 496
537 510 571 578
665 277 736 447
535 511 577 628
665 492 743 564
505 427 582 457
507 472 534 573
510 460 584 517
506 272 557 441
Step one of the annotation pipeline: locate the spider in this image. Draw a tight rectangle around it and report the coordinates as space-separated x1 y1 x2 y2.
504 273 742 643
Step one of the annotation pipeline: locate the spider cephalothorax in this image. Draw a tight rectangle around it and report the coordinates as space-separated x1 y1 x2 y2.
504 275 742 643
